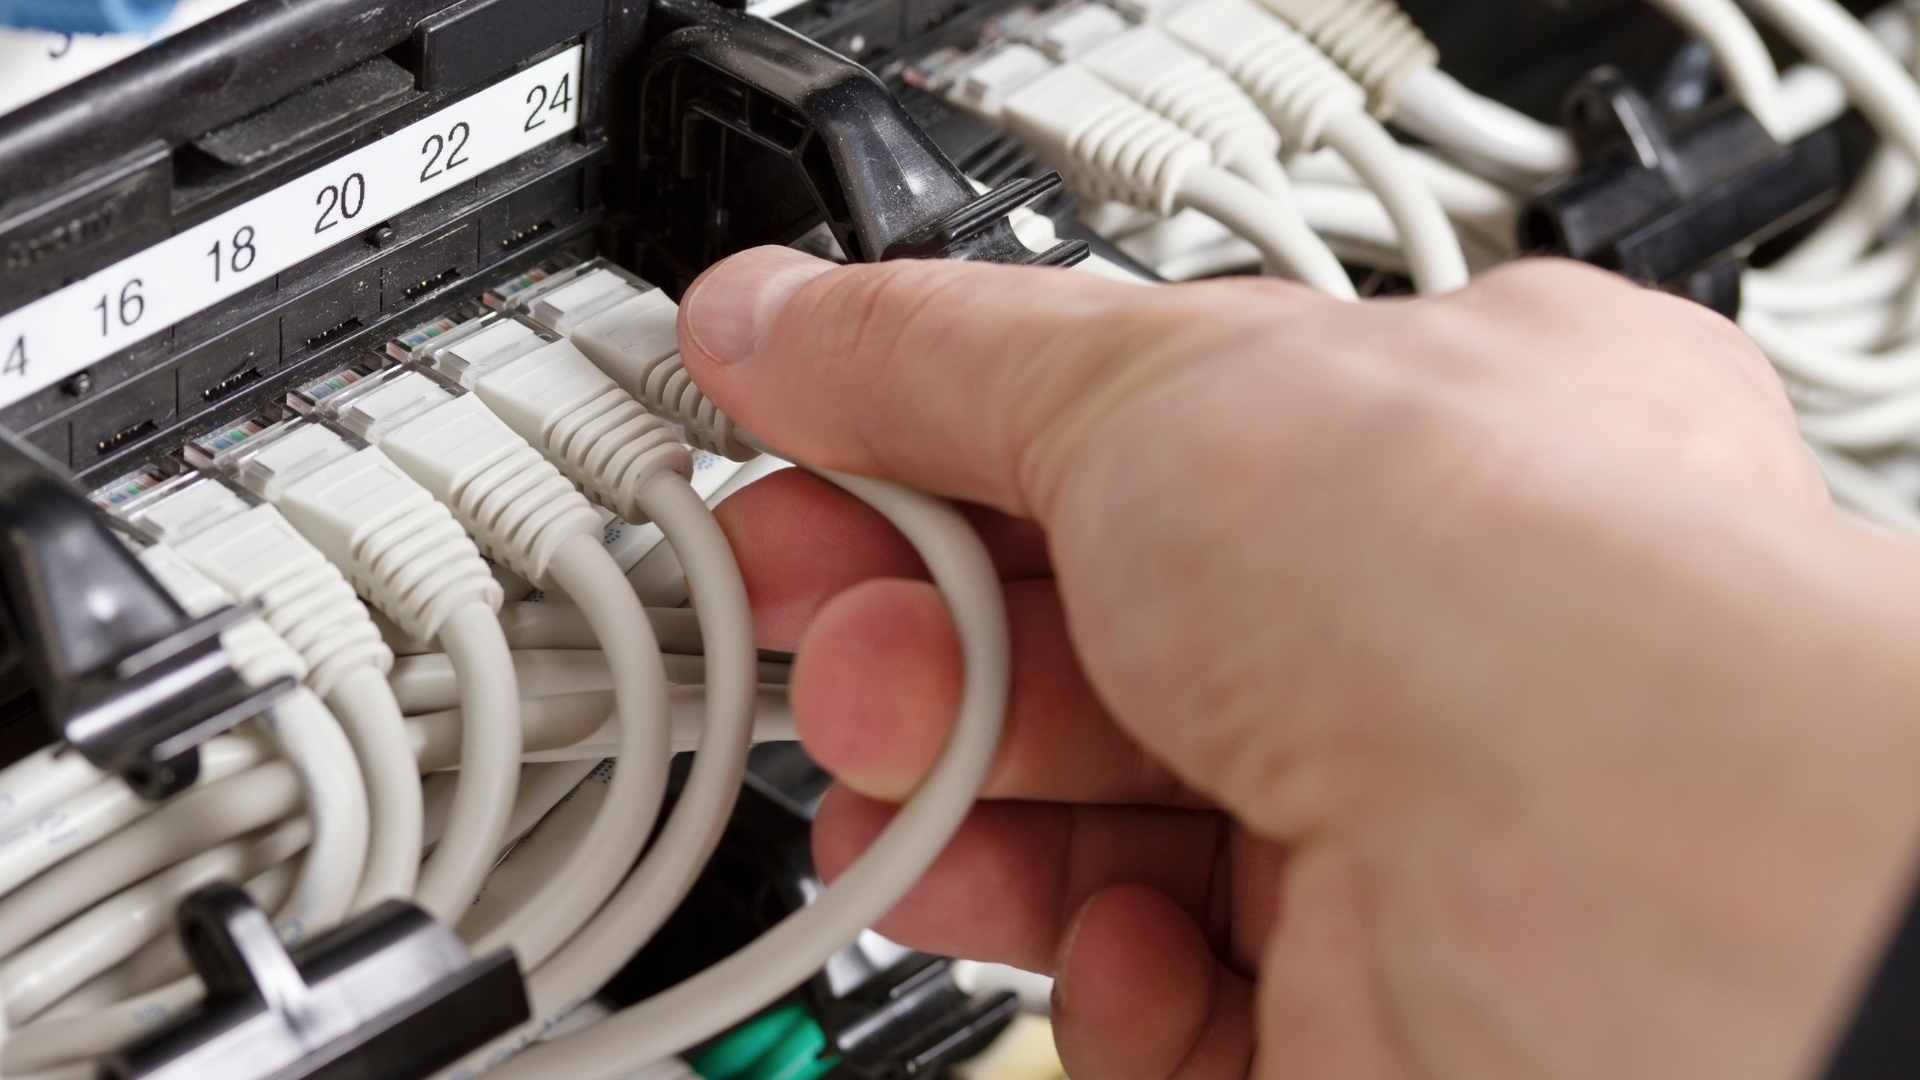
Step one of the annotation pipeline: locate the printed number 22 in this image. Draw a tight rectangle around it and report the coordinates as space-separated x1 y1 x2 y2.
524 74 572 132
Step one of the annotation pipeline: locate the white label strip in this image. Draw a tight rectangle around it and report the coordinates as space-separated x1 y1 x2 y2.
0 44 584 411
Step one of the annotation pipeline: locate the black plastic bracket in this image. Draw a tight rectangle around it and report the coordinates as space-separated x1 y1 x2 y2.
0 430 288 798
100 885 530 1080
1520 67 1843 315
633 0 1087 294
817 953 1021 1080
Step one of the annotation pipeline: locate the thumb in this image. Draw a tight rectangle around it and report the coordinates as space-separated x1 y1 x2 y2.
677 245 1321 519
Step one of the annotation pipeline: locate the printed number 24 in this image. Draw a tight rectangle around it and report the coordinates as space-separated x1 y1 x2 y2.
524 74 572 132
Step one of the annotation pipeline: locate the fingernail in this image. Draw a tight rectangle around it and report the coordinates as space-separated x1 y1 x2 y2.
683 247 834 364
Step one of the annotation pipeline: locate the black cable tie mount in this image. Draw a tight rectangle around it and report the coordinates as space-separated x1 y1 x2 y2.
633 0 1088 295
0 428 290 799
99 884 530 1080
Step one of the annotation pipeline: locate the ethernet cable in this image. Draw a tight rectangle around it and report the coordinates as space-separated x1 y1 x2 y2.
408 685 793 771
130 542 368 942
1151 0 1468 291
497 602 706 654
1109 0 1570 183
1245 0 1577 181
1638 0 1788 136
1071 24 1358 294
33 856 300 1022
0 818 308 1026
441 265 1010 1080
481 443 1008 1080
187 415 513 924
1741 0 1920 174
0 763 303 963
295 358 676 971
0 748 107 839
93 466 421 910
931 39 1357 294
442 466 760 1076
0 734 264 901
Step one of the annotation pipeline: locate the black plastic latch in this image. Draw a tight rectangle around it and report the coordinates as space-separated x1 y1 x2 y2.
1520 66 1843 315
63 599 294 800
0 429 289 799
819 954 1020 1080
633 0 1087 294
880 173 1079 263
99 885 530 1080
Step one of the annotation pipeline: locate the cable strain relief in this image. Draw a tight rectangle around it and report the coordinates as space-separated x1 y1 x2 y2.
349 500 503 641
1253 0 1436 117
256 565 394 696
1137 64 1282 163
449 444 604 587
644 354 757 461
542 388 694 521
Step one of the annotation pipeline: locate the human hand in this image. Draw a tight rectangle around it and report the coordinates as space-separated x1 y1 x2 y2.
680 246 1920 1080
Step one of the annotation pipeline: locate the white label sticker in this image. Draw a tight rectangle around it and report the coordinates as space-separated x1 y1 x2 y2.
0 44 584 410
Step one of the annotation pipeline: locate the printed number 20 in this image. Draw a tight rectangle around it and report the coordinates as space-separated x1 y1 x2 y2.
524 74 572 132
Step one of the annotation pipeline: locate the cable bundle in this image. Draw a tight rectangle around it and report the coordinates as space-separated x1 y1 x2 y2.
0 261 1012 1080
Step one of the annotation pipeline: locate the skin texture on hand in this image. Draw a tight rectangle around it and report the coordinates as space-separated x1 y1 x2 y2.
678 246 1920 1080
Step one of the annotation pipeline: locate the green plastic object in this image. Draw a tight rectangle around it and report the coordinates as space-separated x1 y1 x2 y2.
689 1002 839 1080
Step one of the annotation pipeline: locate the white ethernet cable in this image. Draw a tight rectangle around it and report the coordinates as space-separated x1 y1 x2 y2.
1742 0 1920 194
130 542 367 942
0 763 303 962
1642 0 1788 136
93 465 420 910
1113 0 1571 183
931 39 1356 294
439 265 1010 1080
34 856 300 1024
0 734 264 903
440 454 759 1079
0 749 106 840
1247 0 1776 175
480 438 1007 1080
294 358 676 972
186 416 512 924
0 817 309 1027
1152 0 1468 291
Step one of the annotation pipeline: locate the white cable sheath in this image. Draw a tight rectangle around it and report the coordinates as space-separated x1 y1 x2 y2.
325 666 423 908
0 763 301 961
259 688 368 941
414 604 523 924
1160 0 1468 291
0 751 103 840
480 446 1009 1080
1392 67 1575 180
470 533 674 970
1073 27 1357 296
1741 0 1920 177
995 58 1358 292
134 541 369 939
0 735 263 902
1252 0 1438 117
0 819 308 1026
1317 109 1469 292
440 471 758 1076
1645 0 1789 137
